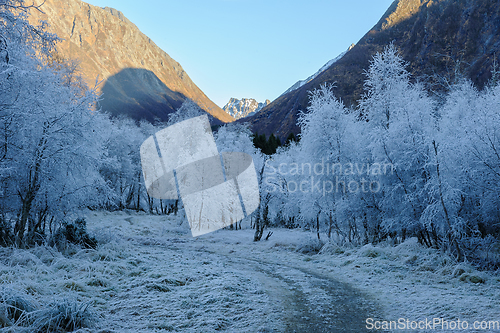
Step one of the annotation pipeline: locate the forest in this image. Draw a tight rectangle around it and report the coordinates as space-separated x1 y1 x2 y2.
2 1 500 269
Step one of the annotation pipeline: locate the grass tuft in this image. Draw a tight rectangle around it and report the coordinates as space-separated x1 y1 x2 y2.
32 298 97 332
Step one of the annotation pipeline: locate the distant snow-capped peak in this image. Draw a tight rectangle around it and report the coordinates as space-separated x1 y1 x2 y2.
223 98 271 120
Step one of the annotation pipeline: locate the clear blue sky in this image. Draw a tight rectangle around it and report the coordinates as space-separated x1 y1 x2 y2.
86 0 394 108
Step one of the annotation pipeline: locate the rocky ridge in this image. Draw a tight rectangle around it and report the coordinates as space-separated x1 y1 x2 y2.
29 0 234 123
243 0 500 138
223 98 271 120
280 44 355 97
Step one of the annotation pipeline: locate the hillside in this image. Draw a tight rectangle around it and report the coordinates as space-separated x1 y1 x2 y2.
279 44 355 98
244 0 500 138
29 0 234 123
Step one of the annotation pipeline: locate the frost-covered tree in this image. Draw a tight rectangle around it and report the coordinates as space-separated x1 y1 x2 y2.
100 117 146 211
297 84 352 239
0 0 112 247
427 79 500 260
215 122 265 233
359 43 409 130
259 141 300 235
354 44 437 244
248 43 500 262
0 1 57 59
166 99 207 126
215 122 259 157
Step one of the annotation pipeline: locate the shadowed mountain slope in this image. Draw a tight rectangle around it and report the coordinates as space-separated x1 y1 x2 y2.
29 0 234 123
243 0 500 138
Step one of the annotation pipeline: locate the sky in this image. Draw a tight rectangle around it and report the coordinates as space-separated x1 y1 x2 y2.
85 0 394 108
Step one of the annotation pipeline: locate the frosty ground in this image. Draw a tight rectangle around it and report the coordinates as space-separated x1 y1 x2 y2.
0 211 499 332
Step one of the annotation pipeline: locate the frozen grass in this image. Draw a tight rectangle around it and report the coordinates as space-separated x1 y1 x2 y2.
0 211 498 332
31 298 96 332
0 287 37 328
0 286 95 332
174 221 500 333
267 235 500 332
295 237 325 254
0 212 276 332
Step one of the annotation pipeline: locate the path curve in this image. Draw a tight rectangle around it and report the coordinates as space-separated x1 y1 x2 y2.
195 246 381 332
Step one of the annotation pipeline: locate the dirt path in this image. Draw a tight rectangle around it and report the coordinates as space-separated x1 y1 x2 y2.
86 212 383 332
196 247 381 332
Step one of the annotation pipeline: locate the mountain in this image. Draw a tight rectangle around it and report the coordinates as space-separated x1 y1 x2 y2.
222 98 271 120
280 44 355 98
29 0 234 123
243 0 500 138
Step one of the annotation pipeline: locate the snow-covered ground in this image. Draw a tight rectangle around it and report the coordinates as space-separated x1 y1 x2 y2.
0 211 499 332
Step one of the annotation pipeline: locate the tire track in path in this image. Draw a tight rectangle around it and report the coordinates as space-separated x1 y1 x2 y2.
197 247 383 332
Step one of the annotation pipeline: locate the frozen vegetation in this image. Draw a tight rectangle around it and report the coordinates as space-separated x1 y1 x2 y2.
0 211 498 331
1 1 500 332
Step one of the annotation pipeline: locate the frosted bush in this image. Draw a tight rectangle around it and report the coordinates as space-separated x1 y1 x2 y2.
451 262 474 278
30 246 62 265
50 219 98 253
319 240 345 255
31 298 96 332
393 237 422 252
8 251 42 268
359 244 386 258
296 237 324 254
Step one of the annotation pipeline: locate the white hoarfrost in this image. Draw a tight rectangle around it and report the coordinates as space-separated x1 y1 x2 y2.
0 211 498 332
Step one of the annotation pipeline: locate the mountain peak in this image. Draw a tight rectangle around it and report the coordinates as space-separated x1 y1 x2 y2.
243 0 500 138
29 0 233 123
102 7 128 23
223 98 270 120
378 0 423 31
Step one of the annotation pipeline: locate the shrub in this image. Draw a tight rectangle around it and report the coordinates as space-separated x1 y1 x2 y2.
468 275 485 284
359 244 385 258
296 238 325 254
50 218 97 251
319 241 346 255
0 217 14 247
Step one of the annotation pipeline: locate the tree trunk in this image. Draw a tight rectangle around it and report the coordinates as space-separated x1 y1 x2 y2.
362 215 369 244
328 212 333 239
316 215 320 240
433 140 462 261
136 173 141 212
254 213 264 241
15 194 35 248
15 165 42 247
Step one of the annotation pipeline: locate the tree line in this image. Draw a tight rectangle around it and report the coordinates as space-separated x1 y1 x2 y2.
0 1 263 248
2 2 499 268
259 44 500 266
